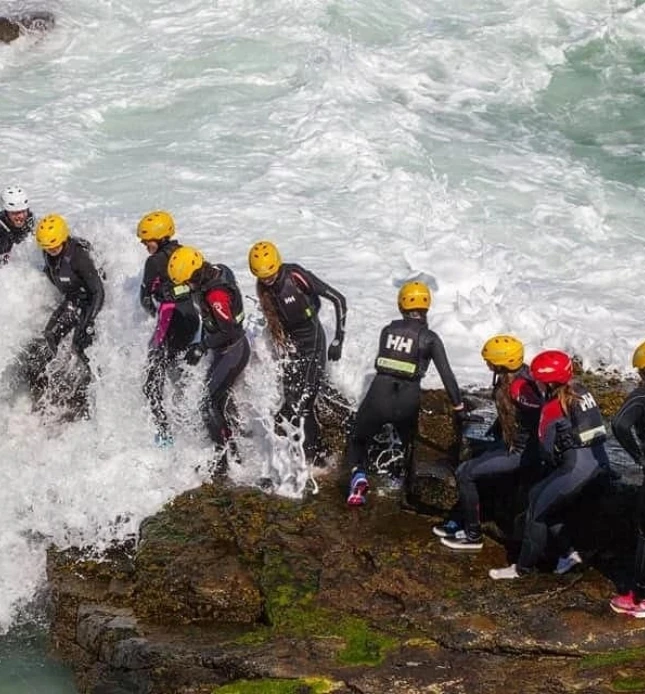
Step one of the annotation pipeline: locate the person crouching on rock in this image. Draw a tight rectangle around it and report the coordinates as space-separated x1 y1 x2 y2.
435 335 542 550
488 350 609 580
346 281 466 507
248 240 347 468
167 246 249 473
608 341 645 618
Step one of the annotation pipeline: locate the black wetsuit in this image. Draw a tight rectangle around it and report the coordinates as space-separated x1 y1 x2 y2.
259 263 347 462
191 263 250 455
612 383 645 601
42 237 104 358
517 384 608 572
140 239 200 438
347 313 462 480
455 366 543 541
0 210 34 261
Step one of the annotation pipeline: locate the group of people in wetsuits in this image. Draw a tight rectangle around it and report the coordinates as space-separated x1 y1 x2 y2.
3 186 645 619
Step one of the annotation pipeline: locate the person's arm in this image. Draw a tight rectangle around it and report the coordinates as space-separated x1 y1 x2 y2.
73 248 105 329
421 328 462 409
292 264 347 357
139 256 161 317
612 391 645 465
203 287 241 347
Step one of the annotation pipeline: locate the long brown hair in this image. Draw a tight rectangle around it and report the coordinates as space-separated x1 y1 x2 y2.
257 280 290 356
553 383 581 416
494 371 518 449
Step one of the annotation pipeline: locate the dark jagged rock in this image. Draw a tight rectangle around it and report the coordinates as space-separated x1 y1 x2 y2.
46 387 645 693
0 12 55 44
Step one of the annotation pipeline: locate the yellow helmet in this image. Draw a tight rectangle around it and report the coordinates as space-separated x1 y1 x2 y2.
481 334 524 370
398 281 431 312
137 210 175 241
36 214 70 250
248 241 282 279
633 341 645 370
167 246 204 285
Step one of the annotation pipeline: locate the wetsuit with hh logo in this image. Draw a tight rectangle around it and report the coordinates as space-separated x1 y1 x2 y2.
347 313 461 478
516 384 609 572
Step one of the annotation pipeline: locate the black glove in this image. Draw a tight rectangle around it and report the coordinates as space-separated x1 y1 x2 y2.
185 343 205 366
327 338 343 362
72 323 94 352
453 408 469 427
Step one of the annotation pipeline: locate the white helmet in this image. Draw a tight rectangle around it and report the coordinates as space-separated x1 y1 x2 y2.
1 187 29 212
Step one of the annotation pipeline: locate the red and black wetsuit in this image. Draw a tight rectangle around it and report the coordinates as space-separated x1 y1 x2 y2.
516 383 608 572
612 384 645 601
193 262 250 451
455 365 543 542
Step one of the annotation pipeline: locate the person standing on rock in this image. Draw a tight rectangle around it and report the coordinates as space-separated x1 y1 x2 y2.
608 341 645 617
488 349 609 580
435 335 542 550
248 240 347 468
137 210 200 447
346 281 466 506
0 186 35 262
167 245 249 473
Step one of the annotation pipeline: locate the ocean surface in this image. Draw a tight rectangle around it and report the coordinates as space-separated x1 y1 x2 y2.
1 0 645 687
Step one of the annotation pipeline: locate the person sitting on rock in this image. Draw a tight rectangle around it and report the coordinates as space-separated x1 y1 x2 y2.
488 350 609 580
435 335 542 550
137 210 200 447
0 186 35 262
248 240 347 468
346 281 466 506
167 246 249 472
608 341 645 618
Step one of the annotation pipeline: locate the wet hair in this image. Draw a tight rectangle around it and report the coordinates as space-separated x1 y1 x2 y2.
256 280 289 355
493 371 519 449
552 382 581 416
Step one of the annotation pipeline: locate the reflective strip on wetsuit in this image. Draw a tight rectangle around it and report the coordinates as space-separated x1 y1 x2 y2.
375 356 417 375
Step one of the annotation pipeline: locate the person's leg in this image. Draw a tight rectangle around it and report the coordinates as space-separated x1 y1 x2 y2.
143 347 171 443
440 448 521 549
203 337 250 470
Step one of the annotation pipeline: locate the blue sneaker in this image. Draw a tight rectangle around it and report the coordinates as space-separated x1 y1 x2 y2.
347 470 369 506
155 431 174 448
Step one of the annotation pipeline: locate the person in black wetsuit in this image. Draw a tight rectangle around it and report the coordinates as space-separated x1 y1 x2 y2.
346 281 466 506
248 240 347 467
167 245 249 472
609 341 645 617
137 210 200 446
0 186 35 262
488 349 609 580
436 335 543 549
20 214 104 412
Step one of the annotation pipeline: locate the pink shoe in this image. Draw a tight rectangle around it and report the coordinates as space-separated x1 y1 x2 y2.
610 592 645 618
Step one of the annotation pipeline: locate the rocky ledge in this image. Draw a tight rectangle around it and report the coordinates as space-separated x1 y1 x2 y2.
46 385 645 694
0 12 55 44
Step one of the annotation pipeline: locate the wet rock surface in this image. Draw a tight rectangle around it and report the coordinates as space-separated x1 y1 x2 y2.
0 12 54 44
47 388 645 693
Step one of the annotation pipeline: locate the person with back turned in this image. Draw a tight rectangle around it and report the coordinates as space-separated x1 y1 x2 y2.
346 281 466 506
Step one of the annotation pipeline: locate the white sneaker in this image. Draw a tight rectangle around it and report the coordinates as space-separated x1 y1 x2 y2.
554 550 583 575
489 564 520 580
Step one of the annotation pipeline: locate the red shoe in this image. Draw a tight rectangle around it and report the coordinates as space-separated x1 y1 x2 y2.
610 591 645 618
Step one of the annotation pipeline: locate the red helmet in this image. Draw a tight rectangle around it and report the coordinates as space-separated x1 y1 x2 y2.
530 350 573 385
